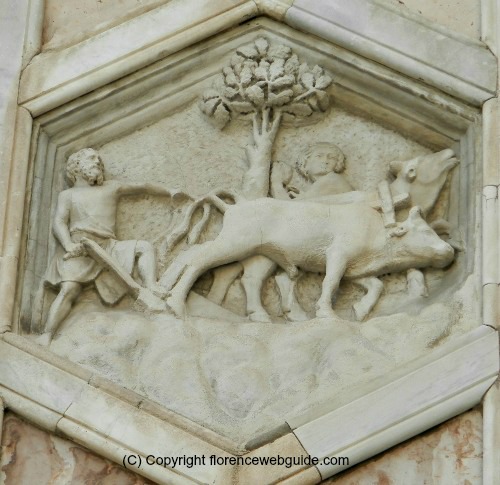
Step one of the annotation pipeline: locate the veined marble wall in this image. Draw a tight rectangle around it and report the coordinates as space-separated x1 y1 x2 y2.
386 0 481 39
0 413 152 484
42 0 166 51
329 409 483 484
0 410 482 484
42 0 482 52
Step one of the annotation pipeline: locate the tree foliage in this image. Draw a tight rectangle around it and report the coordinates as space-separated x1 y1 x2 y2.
200 38 333 129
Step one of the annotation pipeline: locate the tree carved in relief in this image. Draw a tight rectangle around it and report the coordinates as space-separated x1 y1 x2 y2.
200 37 333 199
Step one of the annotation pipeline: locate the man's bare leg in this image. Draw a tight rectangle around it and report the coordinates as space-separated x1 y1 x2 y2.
41 281 82 344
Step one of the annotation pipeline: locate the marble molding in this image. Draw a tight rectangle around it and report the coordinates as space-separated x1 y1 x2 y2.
18 0 495 116
0 0 499 484
0 327 496 483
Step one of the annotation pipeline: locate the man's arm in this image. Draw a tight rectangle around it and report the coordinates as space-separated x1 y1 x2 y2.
52 191 74 251
53 191 86 259
116 181 189 198
270 161 294 200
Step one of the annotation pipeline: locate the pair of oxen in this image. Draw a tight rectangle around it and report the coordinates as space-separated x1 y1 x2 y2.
156 149 458 322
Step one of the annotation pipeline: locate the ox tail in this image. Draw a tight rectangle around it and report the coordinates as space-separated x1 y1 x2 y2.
164 190 238 253
187 202 211 245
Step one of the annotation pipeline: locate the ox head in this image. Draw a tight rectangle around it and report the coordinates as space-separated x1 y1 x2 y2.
389 149 458 216
388 207 455 269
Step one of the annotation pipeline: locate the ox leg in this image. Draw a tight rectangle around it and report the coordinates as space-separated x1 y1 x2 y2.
241 256 276 322
167 241 252 318
352 277 384 321
275 271 309 321
158 249 195 292
163 245 207 316
207 263 243 305
407 268 428 297
316 252 345 319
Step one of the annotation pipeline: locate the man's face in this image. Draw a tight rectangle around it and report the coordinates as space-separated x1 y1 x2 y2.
307 148 336 179
80 153 104 186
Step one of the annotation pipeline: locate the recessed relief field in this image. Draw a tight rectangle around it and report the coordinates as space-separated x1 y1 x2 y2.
20 30 480 446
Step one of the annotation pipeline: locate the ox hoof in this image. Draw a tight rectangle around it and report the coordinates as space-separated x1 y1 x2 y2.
166 296 186 319
353 303 369 321
285 309 309 322
248 311 272 323
135 288 168 314
315 307 340 320
150 284 169 300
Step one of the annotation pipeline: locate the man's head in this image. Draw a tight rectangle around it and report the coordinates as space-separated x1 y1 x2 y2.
297 143 346 181
66 148 104 186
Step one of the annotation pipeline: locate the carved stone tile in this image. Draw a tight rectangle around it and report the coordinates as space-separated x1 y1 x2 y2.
13 21 483 449
1 4 497 482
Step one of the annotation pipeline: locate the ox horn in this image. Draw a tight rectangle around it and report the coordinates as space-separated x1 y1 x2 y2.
389 160 403 176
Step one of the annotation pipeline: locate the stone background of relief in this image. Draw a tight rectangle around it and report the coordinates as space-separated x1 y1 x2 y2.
32 97 476 445
100 102 430 197
46 275 477 445
41 0 482 52
326 408 482 485
0 413 152 485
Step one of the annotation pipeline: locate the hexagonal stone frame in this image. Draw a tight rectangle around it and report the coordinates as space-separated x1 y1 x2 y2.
0 1 498 483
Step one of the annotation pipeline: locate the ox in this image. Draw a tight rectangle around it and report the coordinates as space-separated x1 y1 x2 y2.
312 148 458 217
160 201 455 320
202 148 458 321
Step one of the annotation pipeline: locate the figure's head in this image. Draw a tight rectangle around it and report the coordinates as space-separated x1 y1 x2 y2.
297 143 346 181
66 148 104 187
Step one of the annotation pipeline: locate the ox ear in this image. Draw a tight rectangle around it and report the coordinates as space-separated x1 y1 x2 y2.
406 166 417 182
430 218 451 237
389 160 403 176
389 224 408 238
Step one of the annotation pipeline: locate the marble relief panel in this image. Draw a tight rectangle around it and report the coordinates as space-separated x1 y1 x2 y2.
18 29 481 447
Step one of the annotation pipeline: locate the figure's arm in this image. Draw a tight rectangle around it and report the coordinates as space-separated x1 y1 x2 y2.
297 190 368 205
53 191 85 259
52 191 74 251
294 174 354 201
116 181 185 198
270 161 294 200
